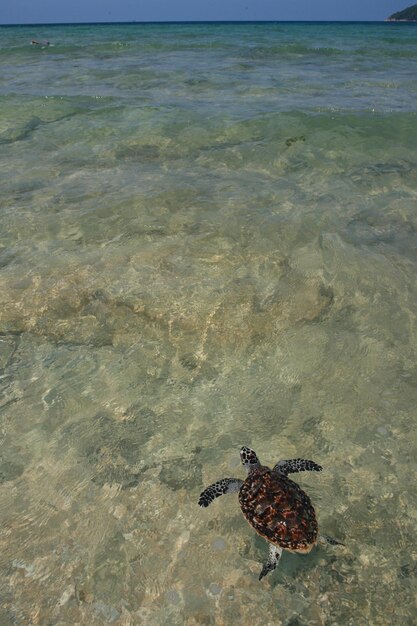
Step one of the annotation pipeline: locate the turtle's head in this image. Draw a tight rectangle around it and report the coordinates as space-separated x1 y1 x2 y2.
240 446 261 474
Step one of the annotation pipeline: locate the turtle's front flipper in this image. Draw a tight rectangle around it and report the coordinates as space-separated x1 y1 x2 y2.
273 458 323 476
198 478 243 508
259 543 283 580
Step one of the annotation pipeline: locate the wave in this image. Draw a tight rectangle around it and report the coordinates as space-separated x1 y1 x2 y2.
244 44 343 59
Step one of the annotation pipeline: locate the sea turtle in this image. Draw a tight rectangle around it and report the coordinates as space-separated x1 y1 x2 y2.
198 446 342 580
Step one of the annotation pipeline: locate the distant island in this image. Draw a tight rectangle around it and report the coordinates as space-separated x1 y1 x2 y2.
386 3 417 21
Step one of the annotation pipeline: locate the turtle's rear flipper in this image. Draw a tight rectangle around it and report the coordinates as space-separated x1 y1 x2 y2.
319 534 345 547
259 543 283 580
198 478 243 507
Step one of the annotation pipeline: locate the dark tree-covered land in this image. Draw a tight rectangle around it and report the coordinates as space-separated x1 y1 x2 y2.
387 3 417 20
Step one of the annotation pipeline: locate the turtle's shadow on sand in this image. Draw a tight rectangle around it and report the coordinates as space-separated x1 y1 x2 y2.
215 515 349 586
251 534 345 588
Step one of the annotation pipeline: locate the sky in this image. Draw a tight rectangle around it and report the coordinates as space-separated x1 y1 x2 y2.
0 0 409 25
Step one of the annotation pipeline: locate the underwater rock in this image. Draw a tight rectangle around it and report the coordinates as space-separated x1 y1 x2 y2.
57 409 156 488
345 209 416 258
0 459 24 483
0 248 17 268
0 336 18 369
92 601 120 623
212 537 227 551
159 456 202 491
285 135 306 147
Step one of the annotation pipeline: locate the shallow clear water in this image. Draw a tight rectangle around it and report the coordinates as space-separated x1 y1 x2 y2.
1 21 417 625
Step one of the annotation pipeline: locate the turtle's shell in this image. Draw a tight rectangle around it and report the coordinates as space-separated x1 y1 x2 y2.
238 466 318 552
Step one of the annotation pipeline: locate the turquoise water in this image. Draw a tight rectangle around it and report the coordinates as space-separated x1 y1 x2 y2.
1 21 417 625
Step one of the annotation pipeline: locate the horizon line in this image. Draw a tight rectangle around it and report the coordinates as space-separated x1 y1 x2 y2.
0 19 407 27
